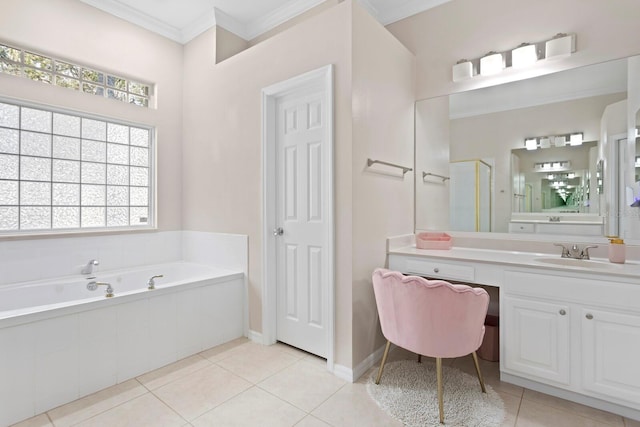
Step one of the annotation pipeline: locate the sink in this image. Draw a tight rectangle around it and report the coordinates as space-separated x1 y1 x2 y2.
533 257 621 270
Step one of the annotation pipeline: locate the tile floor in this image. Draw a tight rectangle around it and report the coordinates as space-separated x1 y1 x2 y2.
12 338 640 427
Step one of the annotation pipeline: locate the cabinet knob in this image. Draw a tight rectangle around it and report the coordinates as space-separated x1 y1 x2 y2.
559 309 566 316
433 268 439 273
586 313 594 320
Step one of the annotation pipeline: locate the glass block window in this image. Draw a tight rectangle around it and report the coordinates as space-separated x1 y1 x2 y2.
0 99 154 233
0 42 152 108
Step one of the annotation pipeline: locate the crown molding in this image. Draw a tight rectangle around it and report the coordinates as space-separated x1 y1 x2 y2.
180 9 218 44
355 0 381 21
211 8 250 41
80 0 182 43
83 0 445 45
243 0 326 41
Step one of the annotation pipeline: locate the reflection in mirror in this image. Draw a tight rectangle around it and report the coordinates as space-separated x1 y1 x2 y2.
415 56 634 238
511 142 596 214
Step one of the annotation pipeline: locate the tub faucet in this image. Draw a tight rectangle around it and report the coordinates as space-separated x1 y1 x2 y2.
147 275 164 290
82 259 99 275
87 281 114 297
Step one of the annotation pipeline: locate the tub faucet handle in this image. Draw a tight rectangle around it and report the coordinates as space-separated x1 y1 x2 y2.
87 281 114 298
82 259 99 275
147 274 164 290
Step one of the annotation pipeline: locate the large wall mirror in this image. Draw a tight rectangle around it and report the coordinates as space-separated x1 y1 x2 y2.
416 54 640 240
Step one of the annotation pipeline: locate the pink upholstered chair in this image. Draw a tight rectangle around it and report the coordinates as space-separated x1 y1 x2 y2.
372 268 490 424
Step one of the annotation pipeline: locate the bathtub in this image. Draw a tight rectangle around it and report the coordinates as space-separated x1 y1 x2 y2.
0 262 245 427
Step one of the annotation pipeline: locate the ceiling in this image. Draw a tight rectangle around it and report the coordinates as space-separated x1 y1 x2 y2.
79 0 451 44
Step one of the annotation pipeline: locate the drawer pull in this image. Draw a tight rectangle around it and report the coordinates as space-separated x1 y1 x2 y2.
586 313 593 320
433 268 439 273
559 309 566 316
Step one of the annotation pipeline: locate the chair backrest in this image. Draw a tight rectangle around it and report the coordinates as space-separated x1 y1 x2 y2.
372 268 489 358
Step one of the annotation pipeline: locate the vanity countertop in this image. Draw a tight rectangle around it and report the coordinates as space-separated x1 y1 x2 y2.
389 245 640 280
509 219 603 225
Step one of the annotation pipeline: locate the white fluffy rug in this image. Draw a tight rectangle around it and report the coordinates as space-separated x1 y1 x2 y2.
366 359 505 426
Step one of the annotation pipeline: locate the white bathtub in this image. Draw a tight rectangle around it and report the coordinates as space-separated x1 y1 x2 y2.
0 262 245 427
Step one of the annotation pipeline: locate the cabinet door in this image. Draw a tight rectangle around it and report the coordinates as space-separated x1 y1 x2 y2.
581 308 640 407
504 296 571 385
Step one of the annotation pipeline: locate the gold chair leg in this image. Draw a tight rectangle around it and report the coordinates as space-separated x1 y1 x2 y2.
436 357 444 424
471 351 487 393
417 354 422 363
375 340 392 385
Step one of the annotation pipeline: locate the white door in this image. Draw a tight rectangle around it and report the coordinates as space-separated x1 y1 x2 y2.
503 296 571 385
274 87 329 358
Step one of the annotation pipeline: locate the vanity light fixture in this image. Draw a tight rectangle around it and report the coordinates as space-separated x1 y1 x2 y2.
554 135 567 147
523 132 585 150
569 132 583 146
452 59 474 82
512 43 538 68
534 160 571 172
452 33 577 81
480 51 505 76
545 33 576 59
547 174 555 180
635 157 640 168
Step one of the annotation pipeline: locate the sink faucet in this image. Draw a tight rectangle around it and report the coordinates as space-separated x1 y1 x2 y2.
81 259 99 275
554 243 598 260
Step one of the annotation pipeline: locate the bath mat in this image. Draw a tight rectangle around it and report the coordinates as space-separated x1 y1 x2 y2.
366 359 505 426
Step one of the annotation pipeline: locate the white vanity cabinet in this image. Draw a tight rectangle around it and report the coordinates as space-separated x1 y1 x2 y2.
386 244 640 419
502 269 640 411
581 308 640 404
503 295 571 386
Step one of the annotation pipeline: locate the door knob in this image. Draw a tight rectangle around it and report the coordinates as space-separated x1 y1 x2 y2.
273 227 284 236
559 309 566 316
586 313 593 320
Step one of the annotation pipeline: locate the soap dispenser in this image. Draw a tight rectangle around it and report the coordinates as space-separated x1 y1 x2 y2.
608 237 626 264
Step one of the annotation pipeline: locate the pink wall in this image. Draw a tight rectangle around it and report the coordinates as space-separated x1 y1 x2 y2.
387 0 640 100
182 2 355 365
0 0 184 231
181 1 415 370
350 4 415 367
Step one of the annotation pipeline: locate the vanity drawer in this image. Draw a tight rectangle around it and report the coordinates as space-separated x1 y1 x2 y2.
509 222 535 233
404 258 475 282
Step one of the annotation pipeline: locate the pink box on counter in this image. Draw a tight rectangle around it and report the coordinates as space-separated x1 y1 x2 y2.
415 232 452 250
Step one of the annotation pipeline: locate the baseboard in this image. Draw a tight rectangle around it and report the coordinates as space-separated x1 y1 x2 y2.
332 364 354 382
502 373 640 422
247 329 264 344
332 342 393 383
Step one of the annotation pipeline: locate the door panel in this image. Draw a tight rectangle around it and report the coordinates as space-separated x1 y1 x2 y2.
582 308 640 407
504 296 570 385
275 90 328 358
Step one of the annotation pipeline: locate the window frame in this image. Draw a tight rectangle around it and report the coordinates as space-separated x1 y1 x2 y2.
0 96 156 238
0 42 153 108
